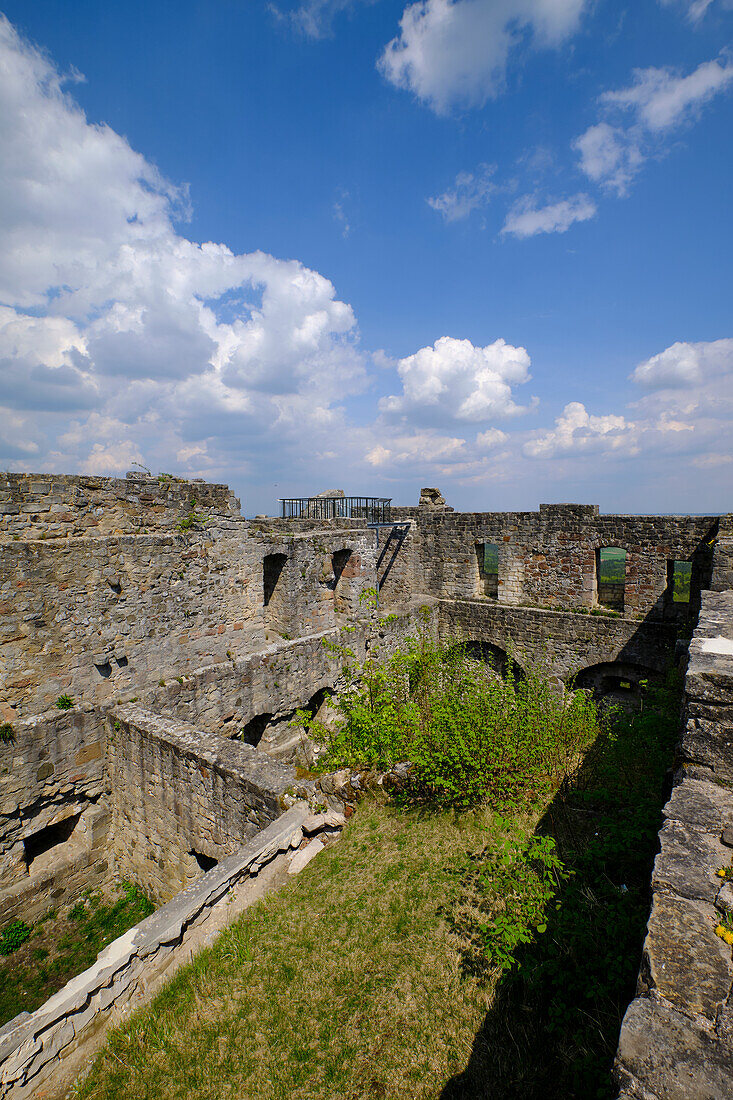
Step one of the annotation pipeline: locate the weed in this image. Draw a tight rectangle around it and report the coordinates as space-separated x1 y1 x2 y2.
177 500 208 532
56 694 74 710
0 723 15 744
0 920 32 956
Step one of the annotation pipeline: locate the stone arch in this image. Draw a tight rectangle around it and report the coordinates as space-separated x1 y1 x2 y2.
570 660 657 705
447 640 525 681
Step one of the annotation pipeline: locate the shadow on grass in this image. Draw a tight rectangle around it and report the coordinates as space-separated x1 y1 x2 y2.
441 677 681 1100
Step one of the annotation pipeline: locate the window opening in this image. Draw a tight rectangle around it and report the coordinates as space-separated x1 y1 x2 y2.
332 549 352 612
263 553 287 607
669 560 692 603
23 813 82 873
332 549 352 586
191 850 218 874
597 547 626 611
477 543 499 598
240 712 272 747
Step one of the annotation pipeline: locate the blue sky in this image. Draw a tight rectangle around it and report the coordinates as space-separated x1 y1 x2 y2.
0 1 731 514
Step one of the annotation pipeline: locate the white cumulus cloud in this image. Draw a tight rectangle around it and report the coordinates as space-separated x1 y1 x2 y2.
379 336 536 425
0 15 367 493
524 402 634 458
631 338 733 389
379 0 588 114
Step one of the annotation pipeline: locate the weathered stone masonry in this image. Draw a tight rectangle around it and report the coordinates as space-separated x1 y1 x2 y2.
1 475 732 1098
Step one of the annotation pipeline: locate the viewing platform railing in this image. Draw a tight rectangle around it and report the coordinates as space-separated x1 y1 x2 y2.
279 497 392 523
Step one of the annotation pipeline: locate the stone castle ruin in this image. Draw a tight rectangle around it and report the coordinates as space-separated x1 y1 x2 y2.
1 471 733 1097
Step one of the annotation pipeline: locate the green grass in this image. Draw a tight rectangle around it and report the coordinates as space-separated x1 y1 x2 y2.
0 882 154 1027
74 643 680 1100
75 802 503 1100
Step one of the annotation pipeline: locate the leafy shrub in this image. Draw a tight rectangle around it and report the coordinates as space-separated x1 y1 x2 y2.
303 630 600 810
56 694 74 710
473 829 568 974
0 723 15 744
0 920 33 956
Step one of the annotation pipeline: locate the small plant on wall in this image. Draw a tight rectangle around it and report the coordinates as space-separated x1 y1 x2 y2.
56 694 74 710
0 723 15 744
177 498 209 532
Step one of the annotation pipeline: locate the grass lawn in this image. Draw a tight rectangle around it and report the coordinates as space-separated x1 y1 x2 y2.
74 801 503 1100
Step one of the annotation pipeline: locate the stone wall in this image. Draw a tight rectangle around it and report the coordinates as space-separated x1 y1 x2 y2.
0 528 270 717
106 704 308 902
614 590 733 1097
256 528 376 639
0 708 110 923
0 473 240 543
142 630 346 757
396 506 716 618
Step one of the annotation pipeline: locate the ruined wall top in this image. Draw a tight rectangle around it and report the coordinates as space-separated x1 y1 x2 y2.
0 472 241 542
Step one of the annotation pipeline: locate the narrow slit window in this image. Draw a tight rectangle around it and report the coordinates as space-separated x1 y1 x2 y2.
670 560 692 603
597 547 626 611
477 543 499 598
263 553 287 607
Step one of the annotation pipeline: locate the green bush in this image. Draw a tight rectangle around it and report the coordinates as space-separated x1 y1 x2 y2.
303 631 600 810
0 723 14 744
56 694 74 710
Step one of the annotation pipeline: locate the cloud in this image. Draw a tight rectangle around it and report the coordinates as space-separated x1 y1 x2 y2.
333 198 350 237
523 402 635 458
573 123 644 196
575 56 733 194
366 430 467 467
0 15 367 491
379 0 588 114
631 338 733 389
501 193 596 238
525 338 733 465
379 336 535 425
659 0 733 23
273 0 378 38
601 57 733 131
427 164 496 221
476 427 508 449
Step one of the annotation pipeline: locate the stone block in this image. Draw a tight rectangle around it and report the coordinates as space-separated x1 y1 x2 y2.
616 997 733 1100
653 820 727 903
644 893 732 1020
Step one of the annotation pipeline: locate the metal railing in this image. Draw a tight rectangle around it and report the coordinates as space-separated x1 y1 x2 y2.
279 496 392 523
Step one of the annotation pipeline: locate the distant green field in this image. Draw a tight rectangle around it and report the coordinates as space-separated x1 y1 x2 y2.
598 547 626 584
672 561 691 603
